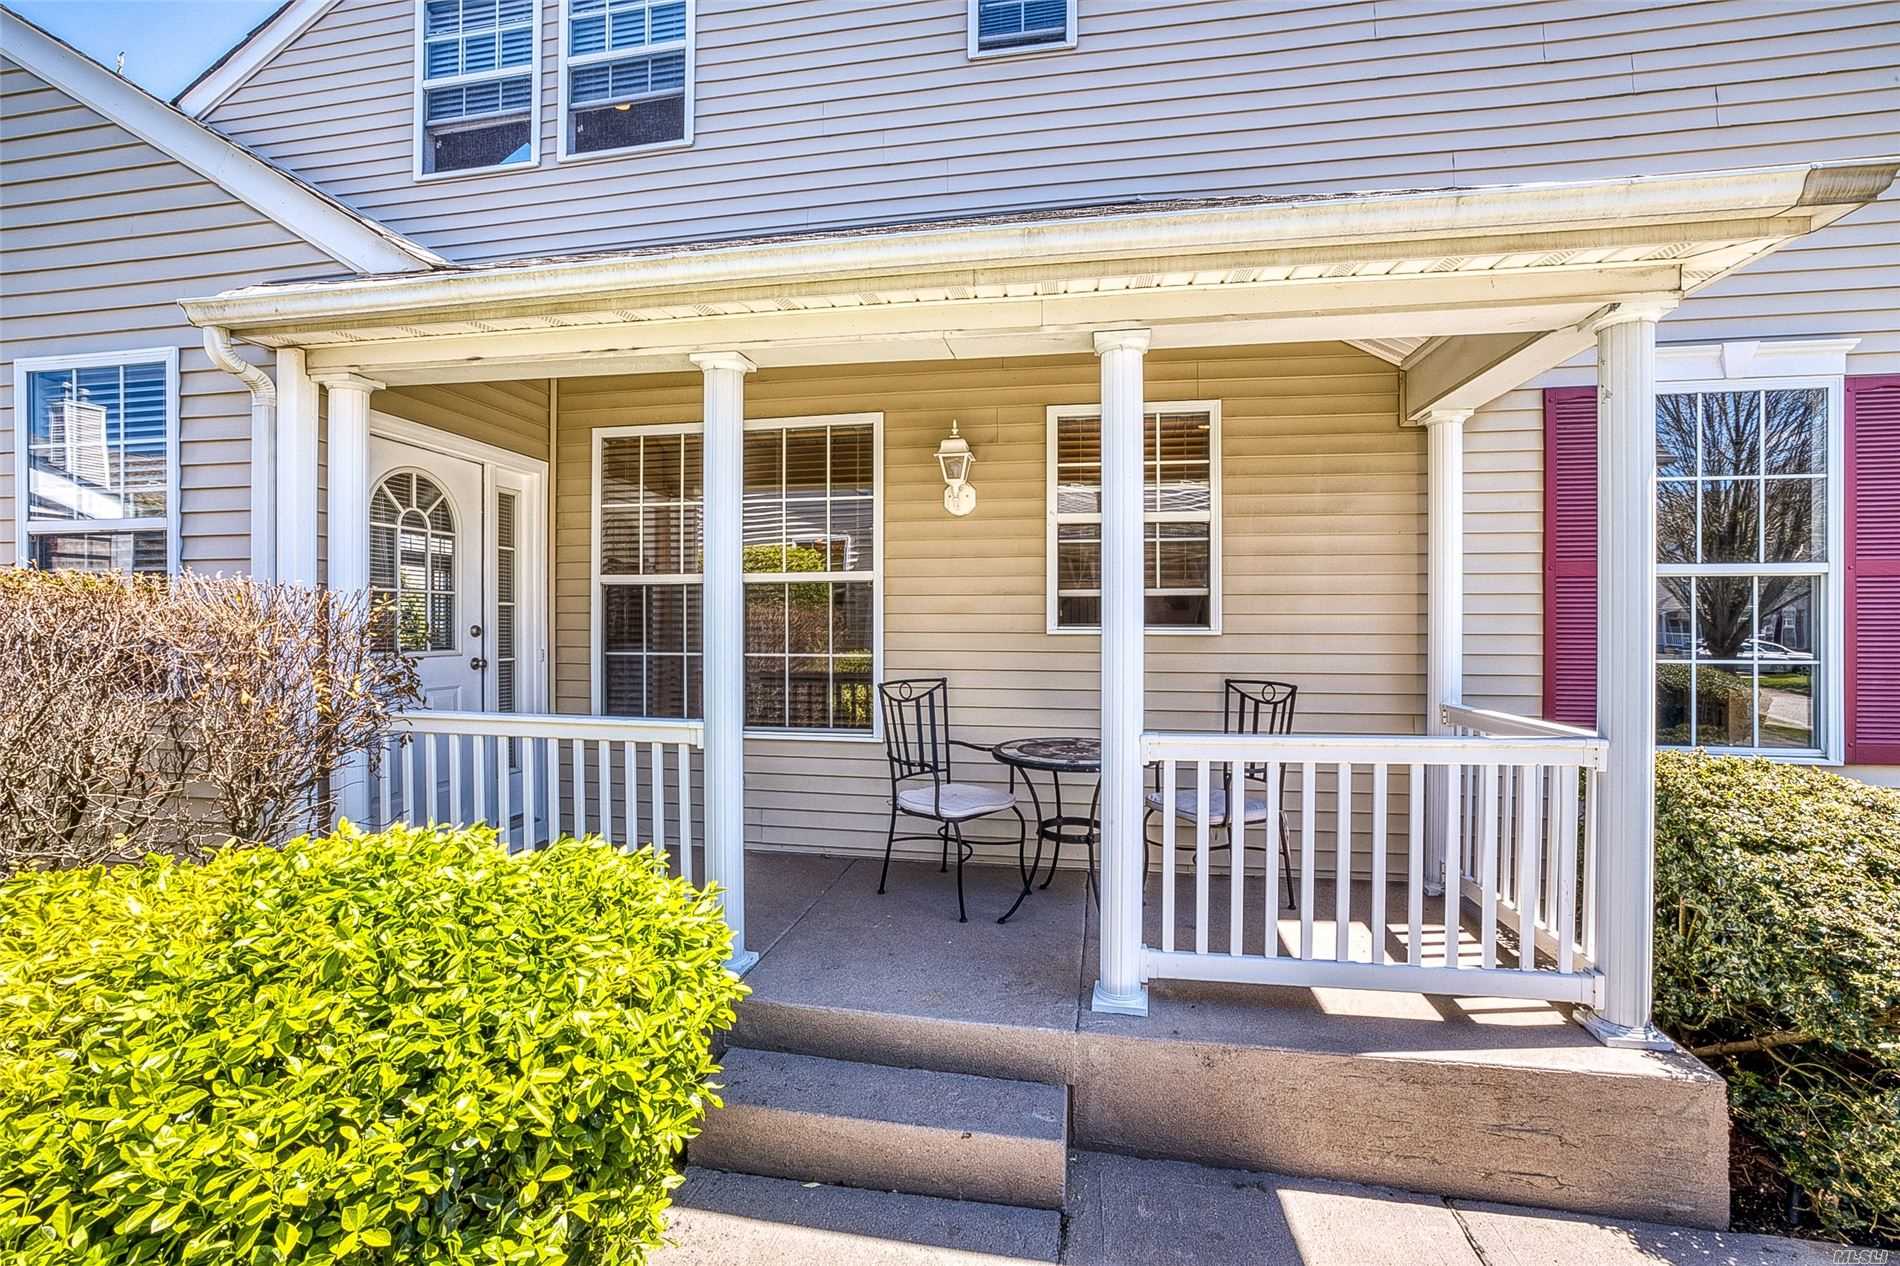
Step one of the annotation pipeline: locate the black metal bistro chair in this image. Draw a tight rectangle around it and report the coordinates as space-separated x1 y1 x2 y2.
1143 679 1298 906
877 678 1028 923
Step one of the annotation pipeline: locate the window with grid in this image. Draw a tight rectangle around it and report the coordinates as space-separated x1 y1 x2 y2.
418 0 536 175
563 0 689 157
1654 384 1834 754
16 353 174 574
369 472 458 653
742 419 877 732
970 0 1074 55
1048 404 1218 631
598 429 704 719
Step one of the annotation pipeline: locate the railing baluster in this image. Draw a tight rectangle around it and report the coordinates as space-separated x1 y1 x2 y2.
1406 761 1423 966
1582 767 1600 964
1500 766 1517 905
1263 760 1281 958
624 741 640 859
1516 763 1541 971
522 737 538 849
1161 758 1177 955
599 739 614 844
498 738 512 850
472 732 487 826
1299 761 1316 959
379 737 394 829
424 734 439 826
545 737 562 840
650 741 666 862
574 738 588 838
678 742 693 875
1370 762 1387 967
448 734 463 826
1555 764 1579 975
1227 761 1244 958
1479 762 1500 970
1334 761 1352 962
1194 759 1211 956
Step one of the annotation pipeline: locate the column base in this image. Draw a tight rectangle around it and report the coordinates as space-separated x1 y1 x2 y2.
726 949 761 979
1091 981 1150 1017
1578 1007 1675 1051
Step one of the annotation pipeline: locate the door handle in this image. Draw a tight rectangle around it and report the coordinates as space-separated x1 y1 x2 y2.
470 657 489 671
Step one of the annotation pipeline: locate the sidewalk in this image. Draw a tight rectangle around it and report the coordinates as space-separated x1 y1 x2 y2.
655 1151 1850 1266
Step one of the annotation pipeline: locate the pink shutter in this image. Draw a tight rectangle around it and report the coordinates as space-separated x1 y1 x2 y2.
1543 387 1599 727
1846 375 1900 764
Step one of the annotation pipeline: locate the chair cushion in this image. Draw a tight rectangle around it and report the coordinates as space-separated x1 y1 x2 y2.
1145 787 1270 826
897 781 1017 822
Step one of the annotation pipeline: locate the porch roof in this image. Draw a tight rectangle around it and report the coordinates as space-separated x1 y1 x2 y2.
180 159 1896 401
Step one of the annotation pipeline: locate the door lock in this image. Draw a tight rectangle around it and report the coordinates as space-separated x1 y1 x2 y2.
469 657 489 671
469 624 483 638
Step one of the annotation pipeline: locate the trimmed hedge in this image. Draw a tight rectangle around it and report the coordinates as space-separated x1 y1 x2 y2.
0 826 747 1264
1655 752 1900 1242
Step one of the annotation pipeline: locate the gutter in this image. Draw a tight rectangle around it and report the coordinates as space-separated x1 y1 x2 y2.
202 327 276 580
178 158 1898 332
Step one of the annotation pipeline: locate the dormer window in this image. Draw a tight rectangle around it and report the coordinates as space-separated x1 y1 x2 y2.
416 0 539 177
561 0 692 159
969 0 1076 57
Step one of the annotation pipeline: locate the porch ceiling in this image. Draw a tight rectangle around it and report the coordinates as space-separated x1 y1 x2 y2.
180 159 1896 387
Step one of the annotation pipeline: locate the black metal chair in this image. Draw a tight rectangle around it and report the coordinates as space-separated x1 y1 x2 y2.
1143 679 1298 906
877 678 1029 923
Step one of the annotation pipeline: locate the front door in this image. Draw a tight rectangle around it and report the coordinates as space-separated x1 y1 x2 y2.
369 436 487 710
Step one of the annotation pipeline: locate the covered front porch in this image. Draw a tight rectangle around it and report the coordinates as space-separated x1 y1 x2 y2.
181 159 1897 1058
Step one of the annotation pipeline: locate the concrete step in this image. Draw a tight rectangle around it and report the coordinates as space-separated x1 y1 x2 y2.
693 1047 1070 1209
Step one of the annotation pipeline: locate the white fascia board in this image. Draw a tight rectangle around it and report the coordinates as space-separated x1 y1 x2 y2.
175 0 332 118
178 159 1897 333
0 8 439 275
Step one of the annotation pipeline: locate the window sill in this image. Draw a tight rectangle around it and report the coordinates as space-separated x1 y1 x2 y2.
557 136 693 165
1045 625 1223 637
1659 743 1837 765
745 727 881 744
413 155 539 184
967 37 1078 61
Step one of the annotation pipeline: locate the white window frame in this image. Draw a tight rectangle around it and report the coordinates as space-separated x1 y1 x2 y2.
1652 373 1845 764
557 0 695 164
1045 399 1222 637
12 346 180 574
589 413 883 742
967 0 1077 60
411 0 543 183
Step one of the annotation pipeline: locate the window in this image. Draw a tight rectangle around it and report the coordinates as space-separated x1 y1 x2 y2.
968 0 1075 56
13 349 177 574
495 489 520 711
561 0 690 159
417 0 537 177
369 471 457 653
592 415 881 733
1047 402 1220 633
1654 382 1839 756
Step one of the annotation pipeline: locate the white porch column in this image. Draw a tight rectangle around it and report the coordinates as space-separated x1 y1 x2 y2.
1581 303 1673 1050
690 351 759 976
316 371 383 827
1092 328 1151 1017
1422 408 1470 895
276 348 320 586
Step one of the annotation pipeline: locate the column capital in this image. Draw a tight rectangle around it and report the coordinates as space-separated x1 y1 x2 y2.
310 371 385 394
689 350 757 375
1092 328 1152 356
1589 298 1677 334
1420 407 1473 427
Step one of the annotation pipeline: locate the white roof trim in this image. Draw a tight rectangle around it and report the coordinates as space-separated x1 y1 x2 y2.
176 0 333 119
1 7 440 275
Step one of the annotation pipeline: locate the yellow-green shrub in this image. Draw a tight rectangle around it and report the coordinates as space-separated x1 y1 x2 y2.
1655 752 1900 1242
0 826 747 1264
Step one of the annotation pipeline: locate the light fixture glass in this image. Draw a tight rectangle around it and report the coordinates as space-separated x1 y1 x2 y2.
935 420 976 516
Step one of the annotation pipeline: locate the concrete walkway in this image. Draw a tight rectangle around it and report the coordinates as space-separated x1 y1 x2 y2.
655 1151 1838 1266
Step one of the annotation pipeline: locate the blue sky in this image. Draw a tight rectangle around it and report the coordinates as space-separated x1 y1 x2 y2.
12 0 282 99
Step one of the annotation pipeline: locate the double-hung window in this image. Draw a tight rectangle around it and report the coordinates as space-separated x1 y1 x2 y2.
562 0 691 158
593 415 880 734
1047 402 1220 632
417 0 538 177
12 349 177 574
968 0 1075 56
1654 381 1839 756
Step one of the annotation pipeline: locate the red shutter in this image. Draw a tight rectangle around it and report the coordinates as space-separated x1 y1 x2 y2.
1846 375 1900 765
1543 387 1599 727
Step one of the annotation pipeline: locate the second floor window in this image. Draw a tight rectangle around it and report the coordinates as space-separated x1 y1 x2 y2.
562 0 691 158
418 0 538 176
970 0 1075 56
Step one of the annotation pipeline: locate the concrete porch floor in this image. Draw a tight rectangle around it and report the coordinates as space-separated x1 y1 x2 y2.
726 851 1732 1227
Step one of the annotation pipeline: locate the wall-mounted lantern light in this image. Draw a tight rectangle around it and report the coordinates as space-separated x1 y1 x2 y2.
935 419 977 516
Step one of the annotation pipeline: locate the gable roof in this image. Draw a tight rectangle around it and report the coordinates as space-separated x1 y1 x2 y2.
0 4 441 276
174 0 330 119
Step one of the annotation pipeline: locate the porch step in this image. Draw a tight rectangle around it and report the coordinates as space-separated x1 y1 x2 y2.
692 1047 1069 1209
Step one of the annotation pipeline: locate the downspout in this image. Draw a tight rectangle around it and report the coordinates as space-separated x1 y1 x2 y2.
202 326 276 580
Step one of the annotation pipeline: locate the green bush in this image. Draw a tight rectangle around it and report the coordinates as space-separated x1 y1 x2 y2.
1654 752 1900 1242
0 825 747 1264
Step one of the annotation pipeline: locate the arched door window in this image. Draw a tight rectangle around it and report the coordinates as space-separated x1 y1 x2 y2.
370 471 456 653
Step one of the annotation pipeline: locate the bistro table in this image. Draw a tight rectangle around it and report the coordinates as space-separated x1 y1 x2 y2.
990 736 1101 922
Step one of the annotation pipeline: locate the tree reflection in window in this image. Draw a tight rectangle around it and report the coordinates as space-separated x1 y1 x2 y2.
370 472 456 653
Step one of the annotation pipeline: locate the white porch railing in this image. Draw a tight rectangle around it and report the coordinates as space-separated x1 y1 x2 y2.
367 711 706 881
1139 718 1606 1005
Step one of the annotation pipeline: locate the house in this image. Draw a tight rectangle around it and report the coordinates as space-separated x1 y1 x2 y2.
3 0 1897 1234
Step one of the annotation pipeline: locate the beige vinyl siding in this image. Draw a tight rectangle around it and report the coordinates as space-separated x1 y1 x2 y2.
552 343 1418 860
375 381 552 463
0 57 345 573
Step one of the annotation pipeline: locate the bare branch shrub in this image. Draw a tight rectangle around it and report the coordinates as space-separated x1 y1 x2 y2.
0 570 420 874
